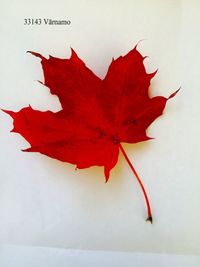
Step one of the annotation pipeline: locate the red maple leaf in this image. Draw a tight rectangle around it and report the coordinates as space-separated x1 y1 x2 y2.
3 45 179 223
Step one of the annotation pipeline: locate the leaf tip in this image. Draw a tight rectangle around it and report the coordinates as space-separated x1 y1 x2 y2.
70 47 78 59
168 87 181 100
148 69 158 80
22 147 33 152
1 109 15 117
36 80 44 85
104 167 110 183
10 127 16 133
146 136 155 141
143 55 148 61
134 39 147 50
27 51 44 60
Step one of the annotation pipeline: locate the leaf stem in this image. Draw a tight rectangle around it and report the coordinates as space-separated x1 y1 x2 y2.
119 143 153 223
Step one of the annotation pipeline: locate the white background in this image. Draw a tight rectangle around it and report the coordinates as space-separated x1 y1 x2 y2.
0 245 200 267
0 0 200 265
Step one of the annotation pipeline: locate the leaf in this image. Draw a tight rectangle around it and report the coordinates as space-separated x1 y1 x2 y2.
3 45 179 222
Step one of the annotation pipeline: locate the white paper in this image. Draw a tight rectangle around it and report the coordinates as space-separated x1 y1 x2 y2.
0 245 200 267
